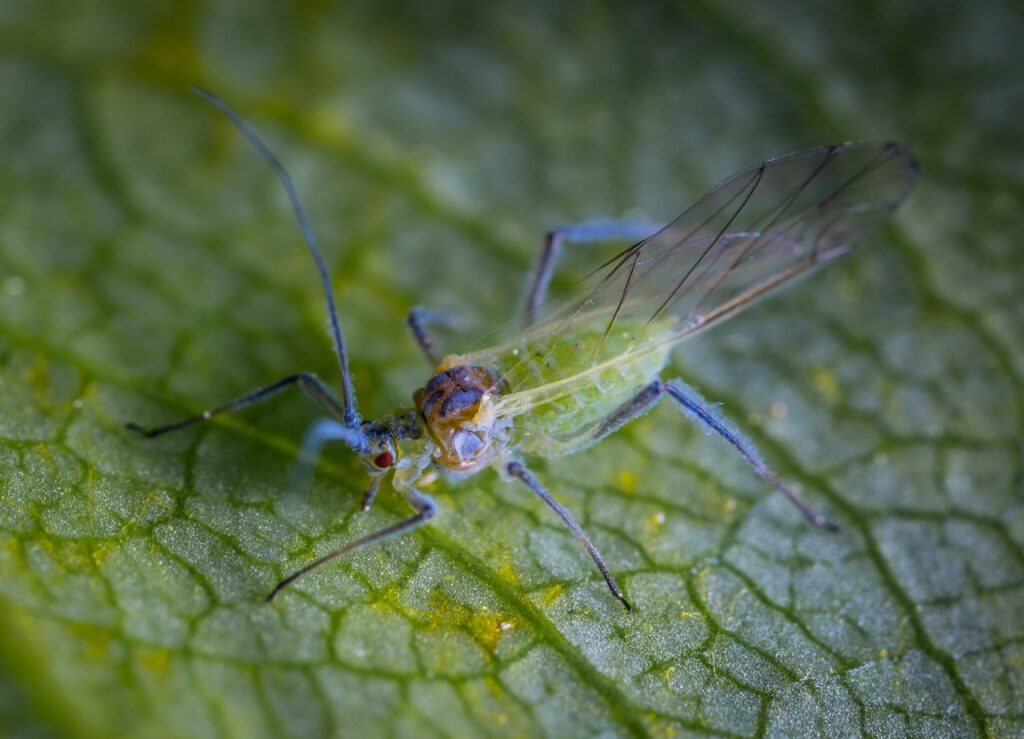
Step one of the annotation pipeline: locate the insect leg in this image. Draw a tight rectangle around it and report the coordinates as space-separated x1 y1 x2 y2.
525 220 661 326
406 307 467 366
506 460 632 612
407 308 440 365
266 487 436 601
598 379 838 530
126 373 345 438
288 418 371 496
660 379 837 529
360 475 383 511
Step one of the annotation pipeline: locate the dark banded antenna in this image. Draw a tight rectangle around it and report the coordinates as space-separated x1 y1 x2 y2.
192 86 360 427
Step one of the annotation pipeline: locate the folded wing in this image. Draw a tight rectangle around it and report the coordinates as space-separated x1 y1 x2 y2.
466 142 919 404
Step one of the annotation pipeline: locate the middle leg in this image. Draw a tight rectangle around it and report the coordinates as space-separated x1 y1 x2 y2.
507 460 632 612
406 307 467 366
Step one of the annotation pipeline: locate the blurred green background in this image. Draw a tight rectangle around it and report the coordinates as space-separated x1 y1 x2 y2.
0 1 1022 737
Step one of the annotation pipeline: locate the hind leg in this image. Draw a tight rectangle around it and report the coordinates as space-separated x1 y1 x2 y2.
524 221 661 325
595 378 838 530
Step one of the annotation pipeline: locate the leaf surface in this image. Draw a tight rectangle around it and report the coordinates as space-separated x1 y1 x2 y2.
0 2 1022 737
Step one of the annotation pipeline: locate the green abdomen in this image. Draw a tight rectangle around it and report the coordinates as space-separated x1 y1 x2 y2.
493 319 672 457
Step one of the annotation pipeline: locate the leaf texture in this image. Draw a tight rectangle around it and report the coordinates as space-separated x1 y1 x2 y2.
0 2 1022 737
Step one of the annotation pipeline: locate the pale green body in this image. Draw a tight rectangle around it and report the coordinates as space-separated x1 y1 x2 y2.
438 317 676 463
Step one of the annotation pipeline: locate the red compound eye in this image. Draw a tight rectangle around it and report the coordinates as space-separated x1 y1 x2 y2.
373 451 395 468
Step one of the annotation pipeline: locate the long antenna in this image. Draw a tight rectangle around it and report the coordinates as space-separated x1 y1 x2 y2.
192 86 359 428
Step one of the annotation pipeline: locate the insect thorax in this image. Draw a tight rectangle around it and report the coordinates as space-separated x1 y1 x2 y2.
362 409 422 444
413 365 506 471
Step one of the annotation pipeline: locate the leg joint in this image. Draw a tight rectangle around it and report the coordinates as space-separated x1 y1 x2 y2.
593 380 666 440
412 493 437 519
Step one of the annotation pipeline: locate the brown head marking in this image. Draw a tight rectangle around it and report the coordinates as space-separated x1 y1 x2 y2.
413 365 505 469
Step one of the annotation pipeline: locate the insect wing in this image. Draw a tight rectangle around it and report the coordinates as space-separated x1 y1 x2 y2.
637 141 918 333
477 141 918 404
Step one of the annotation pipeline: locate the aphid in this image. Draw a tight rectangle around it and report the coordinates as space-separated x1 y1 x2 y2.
128 87 918 610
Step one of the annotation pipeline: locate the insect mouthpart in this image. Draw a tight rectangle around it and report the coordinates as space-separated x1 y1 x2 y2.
451 429 484 462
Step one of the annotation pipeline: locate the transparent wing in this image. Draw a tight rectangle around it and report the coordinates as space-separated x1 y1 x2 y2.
457 141 919 402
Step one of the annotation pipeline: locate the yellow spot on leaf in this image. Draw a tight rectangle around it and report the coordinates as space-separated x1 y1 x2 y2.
812 366 841 404
496 561 520 586
310 107 352 144
36 443 59 477
646 511 666 533
652 717 678 739
618 470 637 494
3 538 23 566
694 565 713 601
542 582 565 607
38 536 58 559
467 610 515 653
482 676 505 700
91 539 114 566
139 647 171 676
67 622 112 665
419 590 513 657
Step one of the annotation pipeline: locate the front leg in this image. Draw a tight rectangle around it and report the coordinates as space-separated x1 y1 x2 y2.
288 418 371 496
127 372 345 438
267 480 436 602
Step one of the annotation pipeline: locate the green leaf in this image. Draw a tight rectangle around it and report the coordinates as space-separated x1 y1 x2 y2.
1 2 1022 737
